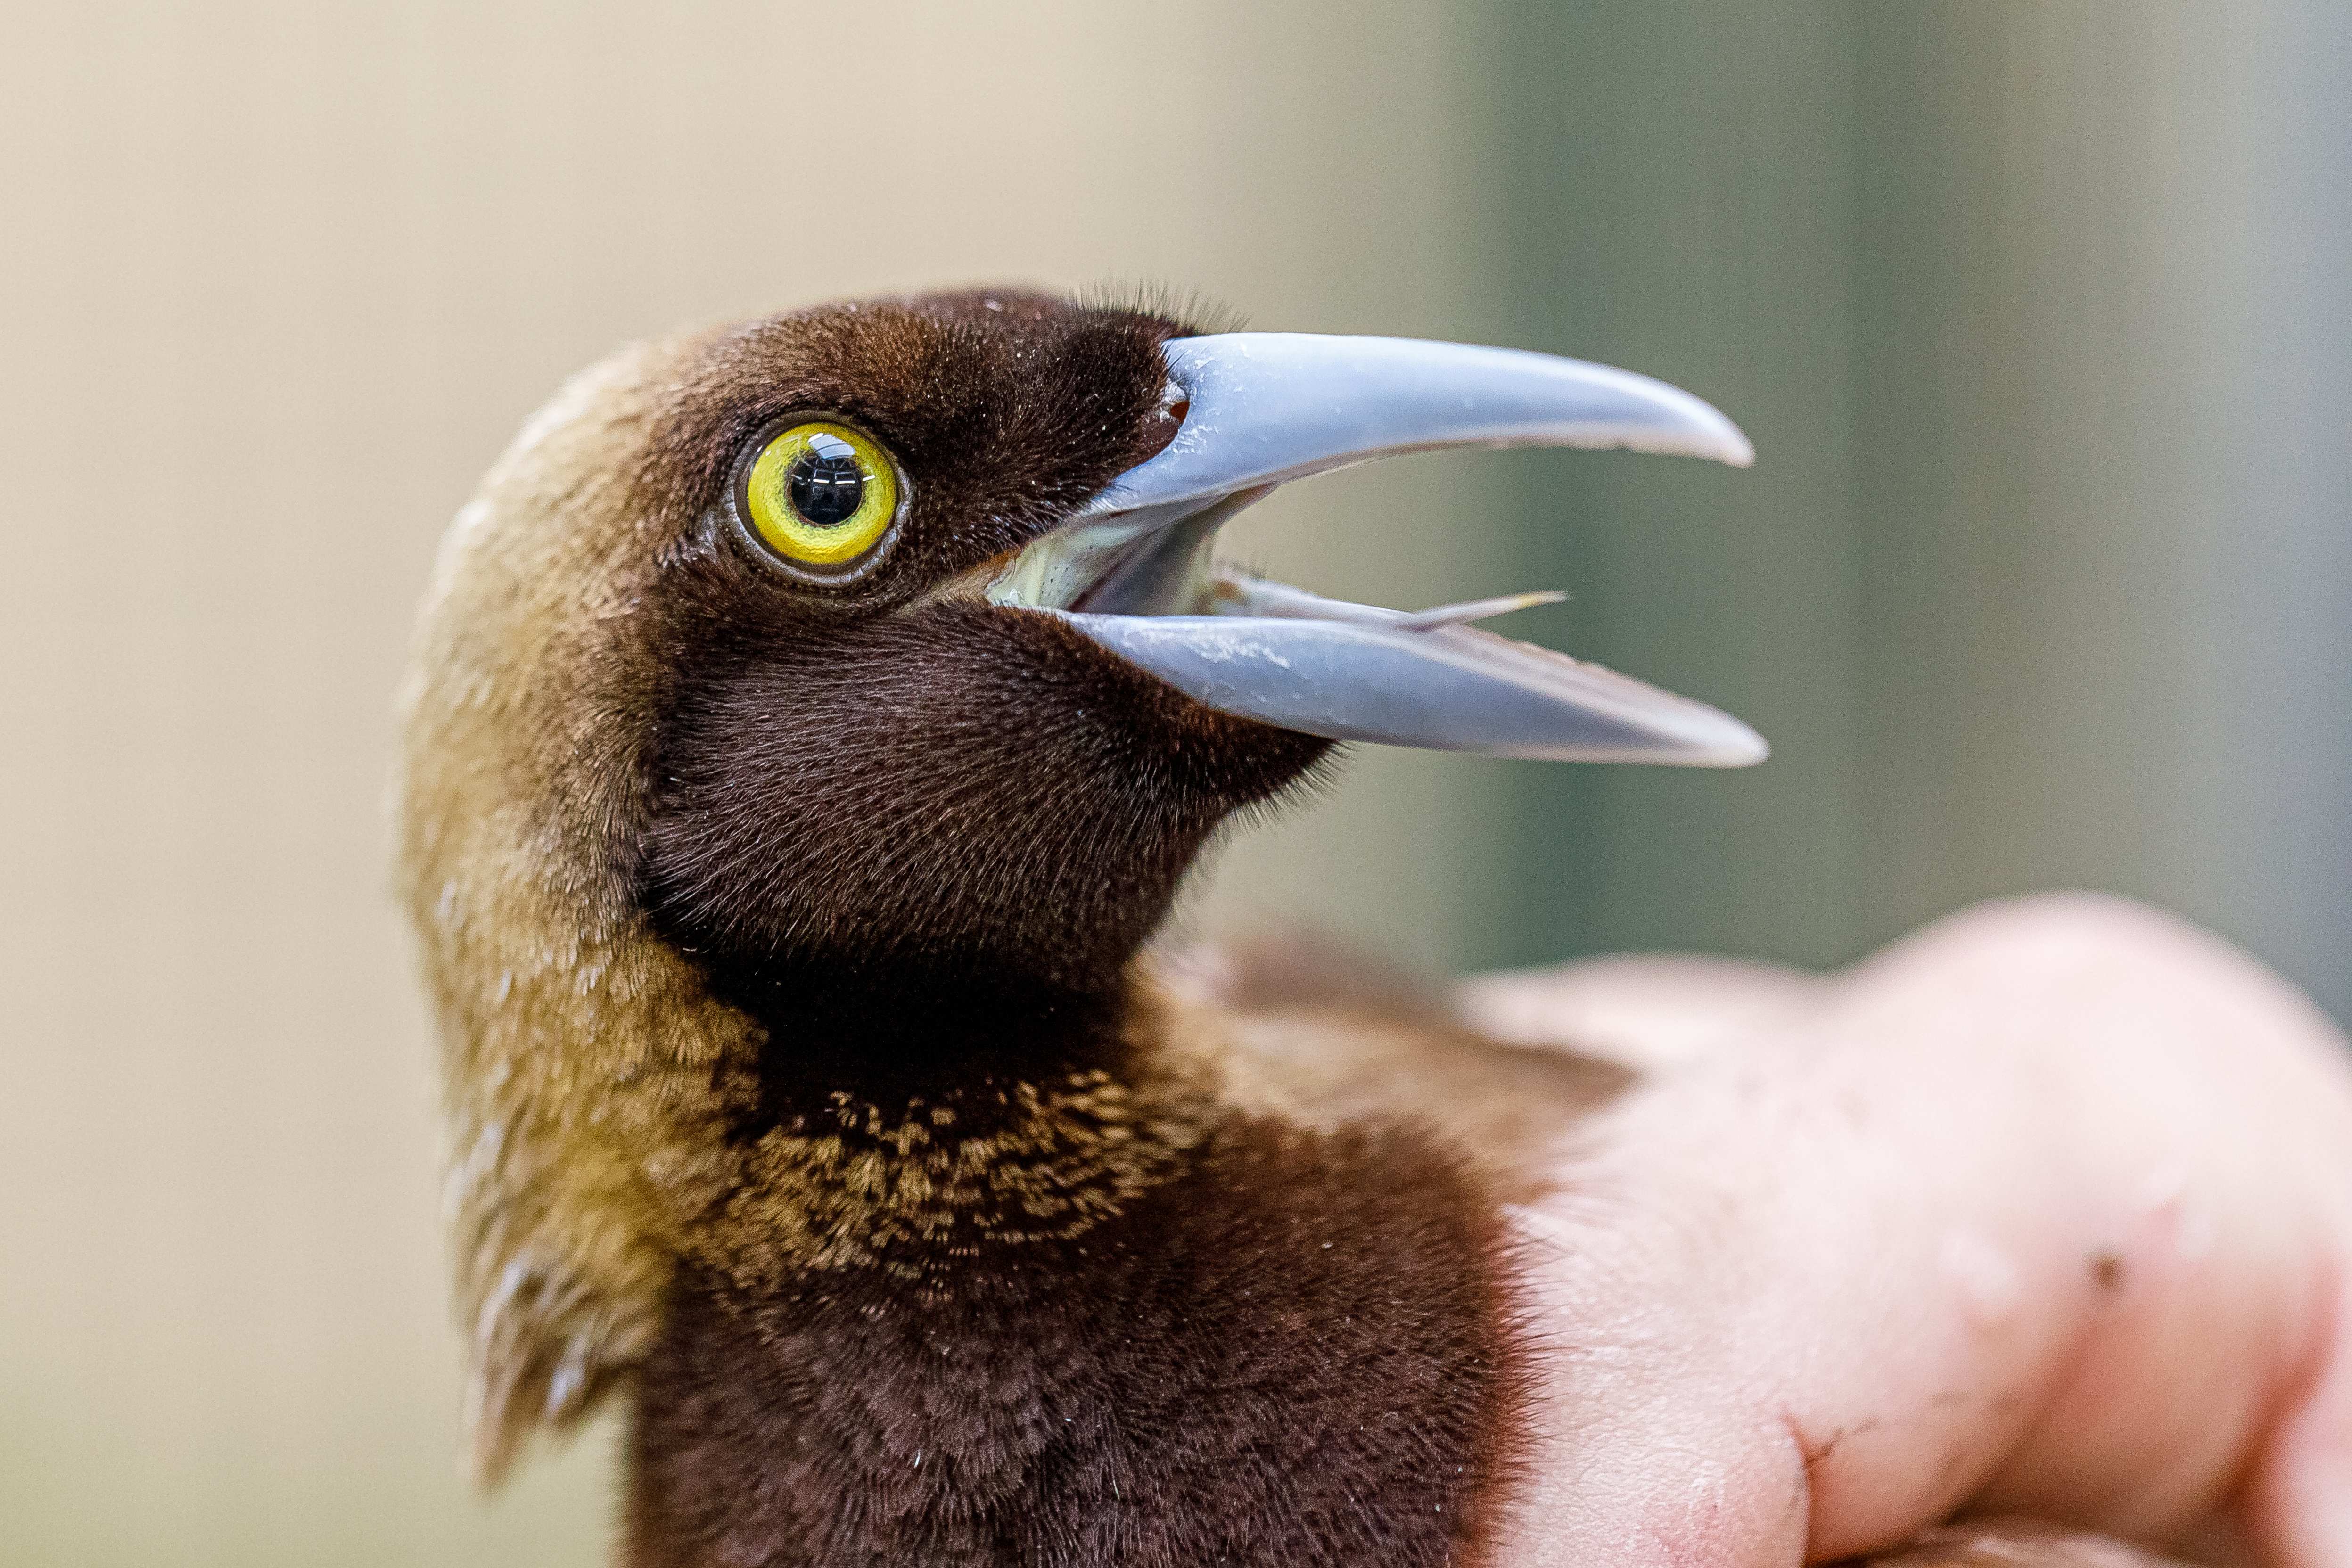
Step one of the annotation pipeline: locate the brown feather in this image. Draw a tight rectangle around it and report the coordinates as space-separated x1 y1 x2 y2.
626 1104 1529 1568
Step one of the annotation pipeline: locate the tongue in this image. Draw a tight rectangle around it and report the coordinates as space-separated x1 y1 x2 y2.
1212 577 1567 631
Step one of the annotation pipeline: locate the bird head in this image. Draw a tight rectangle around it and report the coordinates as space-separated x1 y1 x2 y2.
395 287 1758 1476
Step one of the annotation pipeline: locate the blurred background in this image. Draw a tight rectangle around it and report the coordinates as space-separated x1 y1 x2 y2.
2 2 2344 1563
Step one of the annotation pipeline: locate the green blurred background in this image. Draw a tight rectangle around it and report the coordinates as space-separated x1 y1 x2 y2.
2 3 2344 1564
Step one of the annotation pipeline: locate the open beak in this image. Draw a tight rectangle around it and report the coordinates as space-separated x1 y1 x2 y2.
987 333 1768 766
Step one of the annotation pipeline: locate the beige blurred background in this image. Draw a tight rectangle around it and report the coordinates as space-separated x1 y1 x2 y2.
2 3 2344 1565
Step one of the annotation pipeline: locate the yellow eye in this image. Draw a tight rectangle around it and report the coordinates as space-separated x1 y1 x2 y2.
740 420 901 571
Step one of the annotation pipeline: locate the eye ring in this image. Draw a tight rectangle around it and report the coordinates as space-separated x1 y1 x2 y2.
728 416 907 583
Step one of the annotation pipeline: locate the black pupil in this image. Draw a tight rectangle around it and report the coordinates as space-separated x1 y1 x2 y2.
787 435 866 527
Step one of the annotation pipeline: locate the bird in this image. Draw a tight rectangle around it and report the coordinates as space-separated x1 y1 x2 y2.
395 288 2187 1568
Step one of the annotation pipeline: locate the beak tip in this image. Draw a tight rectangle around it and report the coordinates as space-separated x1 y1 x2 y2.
1693 414 1756 469
1655 702 1769 767
1704 721 1771 767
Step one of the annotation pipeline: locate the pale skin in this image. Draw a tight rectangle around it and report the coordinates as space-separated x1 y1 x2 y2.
1454 894 2352 1568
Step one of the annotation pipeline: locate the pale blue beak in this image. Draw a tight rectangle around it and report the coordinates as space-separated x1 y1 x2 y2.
988 333 1767 768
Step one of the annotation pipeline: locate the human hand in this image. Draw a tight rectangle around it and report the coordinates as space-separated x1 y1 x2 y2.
1457 895 2352 1568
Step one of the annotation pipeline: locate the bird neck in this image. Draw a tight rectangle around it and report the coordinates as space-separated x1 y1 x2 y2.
689 957 1212 1283
740 959 1142 1099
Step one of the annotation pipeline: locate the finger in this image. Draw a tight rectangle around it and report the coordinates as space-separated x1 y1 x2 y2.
1484 895 2352 1568
1918 901 2352 1552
